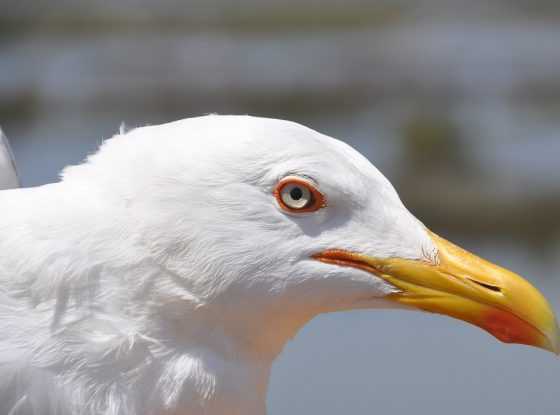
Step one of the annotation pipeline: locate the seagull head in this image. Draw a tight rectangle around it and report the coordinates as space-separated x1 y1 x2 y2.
63 115 559 358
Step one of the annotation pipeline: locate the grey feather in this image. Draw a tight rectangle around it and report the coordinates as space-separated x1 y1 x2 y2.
0 127 20 190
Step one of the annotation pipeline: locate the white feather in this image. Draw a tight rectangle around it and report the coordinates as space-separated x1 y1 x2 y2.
0 115 435 414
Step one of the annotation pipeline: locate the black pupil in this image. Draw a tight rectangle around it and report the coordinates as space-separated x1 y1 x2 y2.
290 187 304 200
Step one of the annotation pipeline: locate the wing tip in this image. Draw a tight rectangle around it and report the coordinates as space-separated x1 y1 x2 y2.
0 126 21 189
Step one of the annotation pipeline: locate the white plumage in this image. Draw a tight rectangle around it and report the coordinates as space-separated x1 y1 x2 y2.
0 115 556 415
0 115 433 415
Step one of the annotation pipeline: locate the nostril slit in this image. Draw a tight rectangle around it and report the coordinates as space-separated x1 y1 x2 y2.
468 279 502 293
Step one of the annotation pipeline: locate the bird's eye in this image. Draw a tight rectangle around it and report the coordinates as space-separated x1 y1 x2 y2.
274 176 326 213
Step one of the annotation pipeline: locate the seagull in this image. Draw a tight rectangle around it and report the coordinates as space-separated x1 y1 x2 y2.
0 115 558 415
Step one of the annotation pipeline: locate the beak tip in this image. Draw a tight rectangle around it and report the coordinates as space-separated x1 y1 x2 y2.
552 330 560 356
543 322 560 355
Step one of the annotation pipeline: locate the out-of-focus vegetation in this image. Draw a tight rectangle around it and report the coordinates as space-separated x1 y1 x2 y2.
1 0 559 246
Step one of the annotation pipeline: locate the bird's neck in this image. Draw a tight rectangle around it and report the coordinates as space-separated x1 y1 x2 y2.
151 344 272 415
0 184 319 414
144 304 316 414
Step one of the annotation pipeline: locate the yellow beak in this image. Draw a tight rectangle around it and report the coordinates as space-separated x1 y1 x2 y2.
314 231 560 354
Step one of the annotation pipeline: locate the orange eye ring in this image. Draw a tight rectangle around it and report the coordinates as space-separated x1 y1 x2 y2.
273 176 326 214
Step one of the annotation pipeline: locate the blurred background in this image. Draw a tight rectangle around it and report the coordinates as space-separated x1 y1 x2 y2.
1 0 559 413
